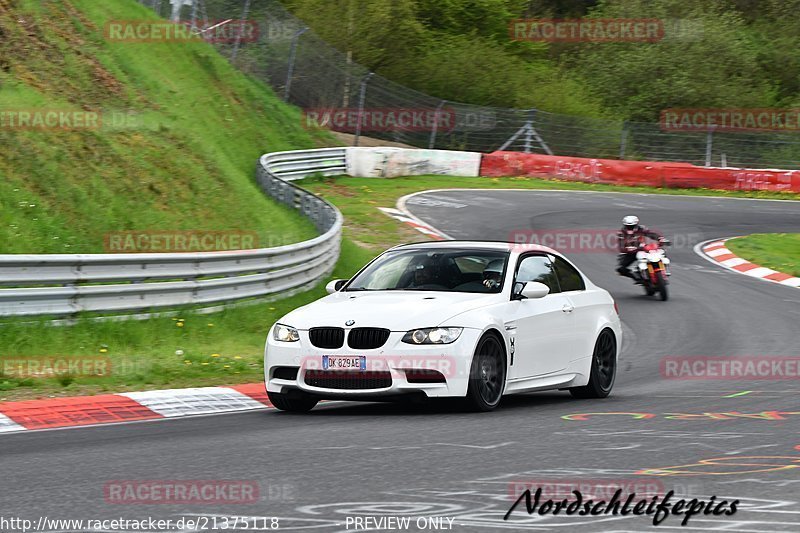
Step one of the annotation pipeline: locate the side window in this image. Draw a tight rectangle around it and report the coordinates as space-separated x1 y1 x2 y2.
553 256 586 292
516 255 560 294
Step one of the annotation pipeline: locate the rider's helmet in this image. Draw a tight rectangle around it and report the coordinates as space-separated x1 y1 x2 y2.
622 215 639 233
482 259 504 288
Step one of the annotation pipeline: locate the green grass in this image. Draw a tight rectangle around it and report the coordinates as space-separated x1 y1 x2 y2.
0 0 334 253
726 233 800 277
301 174 800 250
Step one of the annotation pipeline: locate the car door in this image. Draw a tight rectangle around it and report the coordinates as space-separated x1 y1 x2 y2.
551 254 596 360
506 254 576 379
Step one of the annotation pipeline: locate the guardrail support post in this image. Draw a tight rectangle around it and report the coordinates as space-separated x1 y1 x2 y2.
354 72 374 147
284 27 309 101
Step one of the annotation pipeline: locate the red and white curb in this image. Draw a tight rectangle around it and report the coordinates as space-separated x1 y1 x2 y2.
700 239 800 288
0 383 272 434
378 207 449 240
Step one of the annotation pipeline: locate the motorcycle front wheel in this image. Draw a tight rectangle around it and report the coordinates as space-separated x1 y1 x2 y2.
654 271 668 301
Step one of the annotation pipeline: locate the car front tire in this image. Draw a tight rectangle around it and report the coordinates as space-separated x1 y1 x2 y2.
570 329 616 399
465 333 506 412
267 390 318 412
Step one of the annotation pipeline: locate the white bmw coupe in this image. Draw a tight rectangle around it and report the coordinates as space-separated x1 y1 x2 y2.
265 241 621 412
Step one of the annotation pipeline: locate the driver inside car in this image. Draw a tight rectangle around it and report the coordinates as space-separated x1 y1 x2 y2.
408 260 440 288
452 259 504 292
482 259 504 289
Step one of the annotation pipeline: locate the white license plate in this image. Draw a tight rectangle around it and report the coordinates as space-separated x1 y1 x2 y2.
322 356 366 371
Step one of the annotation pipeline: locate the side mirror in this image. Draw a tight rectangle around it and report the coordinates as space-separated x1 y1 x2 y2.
520 281 550 299
326 279 348 294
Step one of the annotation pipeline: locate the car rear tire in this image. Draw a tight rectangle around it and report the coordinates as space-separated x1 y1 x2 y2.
267 391 318 412
465 333 506 412
570 329 616 399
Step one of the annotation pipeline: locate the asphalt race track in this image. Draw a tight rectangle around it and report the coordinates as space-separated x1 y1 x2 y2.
2 190 799 532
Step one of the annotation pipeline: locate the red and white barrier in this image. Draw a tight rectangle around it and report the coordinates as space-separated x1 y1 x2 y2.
479 151 800 192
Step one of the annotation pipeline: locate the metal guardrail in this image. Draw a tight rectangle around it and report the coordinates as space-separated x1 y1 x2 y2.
0 148 346 317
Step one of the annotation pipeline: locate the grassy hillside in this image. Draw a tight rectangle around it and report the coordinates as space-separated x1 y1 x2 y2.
0 0 333 253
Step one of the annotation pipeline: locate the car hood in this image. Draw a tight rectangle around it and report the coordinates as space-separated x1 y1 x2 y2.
280 290 498 331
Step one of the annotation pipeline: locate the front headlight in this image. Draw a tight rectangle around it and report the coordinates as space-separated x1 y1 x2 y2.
273 323 300 342
402 327 463 345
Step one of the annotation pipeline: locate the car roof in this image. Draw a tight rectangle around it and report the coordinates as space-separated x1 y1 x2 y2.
390 240 560 256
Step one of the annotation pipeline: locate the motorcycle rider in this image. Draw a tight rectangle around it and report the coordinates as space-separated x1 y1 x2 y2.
616 215 666 281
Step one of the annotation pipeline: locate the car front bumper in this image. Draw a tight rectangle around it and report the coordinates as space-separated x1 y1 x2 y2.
265 327 483 399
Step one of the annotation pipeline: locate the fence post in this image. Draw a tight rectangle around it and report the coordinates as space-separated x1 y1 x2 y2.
284 27 309 101
619 121 629 159
190 0 198 31
428 100 447 149
231 0 252 62
705 126 715 167
354 72 374 147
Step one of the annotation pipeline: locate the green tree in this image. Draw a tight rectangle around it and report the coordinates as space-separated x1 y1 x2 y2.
570 0 775 121
283 0 427 73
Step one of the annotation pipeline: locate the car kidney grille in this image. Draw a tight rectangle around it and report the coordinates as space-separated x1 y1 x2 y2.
309 327 345 349
347 328 391 349
304 370 392 390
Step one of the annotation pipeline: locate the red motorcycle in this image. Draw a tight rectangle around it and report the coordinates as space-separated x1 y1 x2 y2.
633 240 671 301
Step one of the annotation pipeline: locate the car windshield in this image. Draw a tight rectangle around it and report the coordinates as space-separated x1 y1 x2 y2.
345 248 510 293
